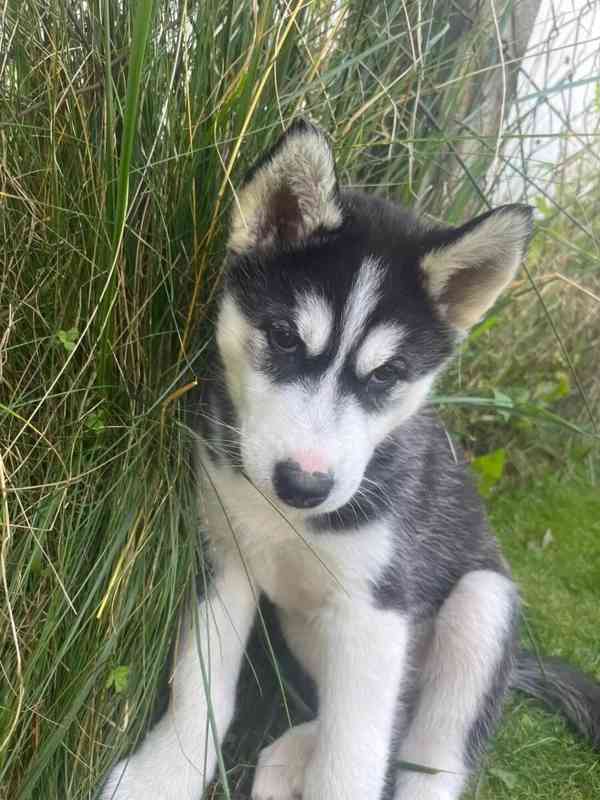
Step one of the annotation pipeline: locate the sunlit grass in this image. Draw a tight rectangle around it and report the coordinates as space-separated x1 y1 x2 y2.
469 471 600 800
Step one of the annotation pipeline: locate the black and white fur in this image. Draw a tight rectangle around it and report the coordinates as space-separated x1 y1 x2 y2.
102 121 600 800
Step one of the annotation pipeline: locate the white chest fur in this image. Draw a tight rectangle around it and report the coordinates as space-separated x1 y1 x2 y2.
196 442 394 615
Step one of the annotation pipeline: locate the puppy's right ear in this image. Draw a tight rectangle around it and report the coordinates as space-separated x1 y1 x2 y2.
421 204 534 331
228 120 343 254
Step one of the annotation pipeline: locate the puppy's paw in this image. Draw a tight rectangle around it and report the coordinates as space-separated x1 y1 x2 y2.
99 757 173 800
99 743 207 800
100 758 152 800
251 720 317 800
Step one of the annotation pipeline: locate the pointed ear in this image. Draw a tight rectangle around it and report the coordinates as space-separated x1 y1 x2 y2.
228 120 343 254
421 204 534 331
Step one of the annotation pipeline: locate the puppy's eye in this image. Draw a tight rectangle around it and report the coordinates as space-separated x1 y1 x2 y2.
268 323 300 354
367 359 408 388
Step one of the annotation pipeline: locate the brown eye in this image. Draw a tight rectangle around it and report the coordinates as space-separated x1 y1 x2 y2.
268 323 300 353
368 359 408 388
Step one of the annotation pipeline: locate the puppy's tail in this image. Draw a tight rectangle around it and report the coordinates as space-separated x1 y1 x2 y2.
512 649 600 749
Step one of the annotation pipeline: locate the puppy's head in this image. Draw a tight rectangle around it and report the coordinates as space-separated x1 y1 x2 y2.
216 121 533 514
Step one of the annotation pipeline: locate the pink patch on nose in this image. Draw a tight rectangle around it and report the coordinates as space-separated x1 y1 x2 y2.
294 449 330 474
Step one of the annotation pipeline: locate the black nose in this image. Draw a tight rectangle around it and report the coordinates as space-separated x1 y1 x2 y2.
273 460 334 509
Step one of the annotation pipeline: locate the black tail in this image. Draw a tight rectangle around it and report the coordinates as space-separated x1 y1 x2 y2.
512 649 600 749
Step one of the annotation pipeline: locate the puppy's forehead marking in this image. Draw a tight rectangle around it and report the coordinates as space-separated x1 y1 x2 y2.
355 323 406 377
341 257 385 354
295 292 334 356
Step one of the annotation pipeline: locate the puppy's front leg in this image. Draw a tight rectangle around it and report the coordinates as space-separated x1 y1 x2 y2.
101 556 257 800
303 599 409 800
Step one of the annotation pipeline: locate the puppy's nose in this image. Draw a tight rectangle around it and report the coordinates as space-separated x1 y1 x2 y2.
273 459 334 509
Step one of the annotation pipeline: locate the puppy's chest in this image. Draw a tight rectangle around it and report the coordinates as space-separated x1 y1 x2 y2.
198 460 386 613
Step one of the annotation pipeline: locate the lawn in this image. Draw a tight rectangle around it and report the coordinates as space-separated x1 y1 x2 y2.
465 471 600 799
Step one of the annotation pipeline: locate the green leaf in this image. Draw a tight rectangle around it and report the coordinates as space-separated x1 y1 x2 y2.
106 665 129 695
534 372 571 404
397 760 454 775
493 390 513 408
471 448 507 497
469 314 500 343
85 409 107 433
549 371 571 401
56 327 79 353
99 0 157 384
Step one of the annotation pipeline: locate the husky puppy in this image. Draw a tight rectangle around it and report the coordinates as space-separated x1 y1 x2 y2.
102 121 600 800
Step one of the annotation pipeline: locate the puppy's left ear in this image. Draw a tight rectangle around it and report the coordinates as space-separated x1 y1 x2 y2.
421 204 534 331
228 119 342 254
